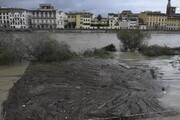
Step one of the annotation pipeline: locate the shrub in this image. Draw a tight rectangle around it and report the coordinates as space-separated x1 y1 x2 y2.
102 44 117 52
25 36 75 62
139 45 177 56
117 29 150 52
83 48 110 58
0 35 25 64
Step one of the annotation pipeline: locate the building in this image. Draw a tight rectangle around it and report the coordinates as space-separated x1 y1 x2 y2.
76 12 92 29
0 7 31 29
139 0 180 30
91 17 109 29
139 11 167 29
31 4 56 29
108 13 119 29
166 17 180 30
66 12 76 28
166 0 180 30
166 0 176 16
66 12 93 29
118 10 139 29
56 11 67 29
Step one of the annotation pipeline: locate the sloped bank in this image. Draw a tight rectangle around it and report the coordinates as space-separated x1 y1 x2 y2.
3 58 166 120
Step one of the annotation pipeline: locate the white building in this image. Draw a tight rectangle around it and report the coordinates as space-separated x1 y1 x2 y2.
56 11 67 29
31 4 56 29
82 13 92 29
9 9 31 29
108 13 119 29
0 8 31 29
119 10 139 29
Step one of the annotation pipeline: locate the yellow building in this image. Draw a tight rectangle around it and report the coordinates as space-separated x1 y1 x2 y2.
166 17 180 30
139 11 167 29
66 12 92 29
66 13 76 28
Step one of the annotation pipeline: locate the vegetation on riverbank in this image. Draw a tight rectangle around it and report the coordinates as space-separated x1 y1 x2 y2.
139 45 180 57
83 48 110 58
116 29 180 57
0 34 117 64
0 35 25 65
25 37 77 62
83 44 116 58
117 29 150 52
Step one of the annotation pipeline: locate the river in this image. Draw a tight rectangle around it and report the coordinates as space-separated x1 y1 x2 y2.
1 33 180 119
0 62 29 120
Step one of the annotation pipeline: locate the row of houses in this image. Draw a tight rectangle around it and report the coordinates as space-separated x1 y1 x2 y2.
0 0 180 30
0 4 141 30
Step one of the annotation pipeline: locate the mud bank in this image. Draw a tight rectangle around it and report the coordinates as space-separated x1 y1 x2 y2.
3 58 165 120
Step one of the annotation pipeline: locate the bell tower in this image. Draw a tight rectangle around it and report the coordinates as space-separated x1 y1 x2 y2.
166 0 171 15
166 0 176 16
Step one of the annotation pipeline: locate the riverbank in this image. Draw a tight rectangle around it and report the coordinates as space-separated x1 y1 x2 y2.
0 62 29 120
2 58 168 120
1 29 180 34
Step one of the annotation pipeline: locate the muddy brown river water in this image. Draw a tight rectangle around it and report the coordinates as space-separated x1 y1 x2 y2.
1 33 180 119
0 62 29 120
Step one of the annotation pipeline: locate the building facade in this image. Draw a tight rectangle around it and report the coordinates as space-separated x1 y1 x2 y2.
31 4 56 29
66 12 93 29
0 7 31 29
166 17 180 30
139 11 167 29
118 10 139 29
91 17 109 29
108 13 119 29
56 11 67 29
139 0 180 30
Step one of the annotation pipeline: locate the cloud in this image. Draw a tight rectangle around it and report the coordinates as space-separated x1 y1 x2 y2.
0 0 179 16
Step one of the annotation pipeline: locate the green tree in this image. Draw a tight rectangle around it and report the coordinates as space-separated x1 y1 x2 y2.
117 29 151 52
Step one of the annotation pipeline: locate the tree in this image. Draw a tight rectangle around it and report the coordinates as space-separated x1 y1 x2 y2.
117 29 151 52
0 35 25 64
97 14 102 21
25 34 74 62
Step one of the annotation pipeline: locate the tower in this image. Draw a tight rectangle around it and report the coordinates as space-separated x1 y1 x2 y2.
166 0 176 16
166 0 171 15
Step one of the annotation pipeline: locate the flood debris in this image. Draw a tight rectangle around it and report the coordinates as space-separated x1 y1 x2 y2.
3 58 165 120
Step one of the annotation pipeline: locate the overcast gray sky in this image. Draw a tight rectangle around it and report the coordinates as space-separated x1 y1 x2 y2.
0 0 180 16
